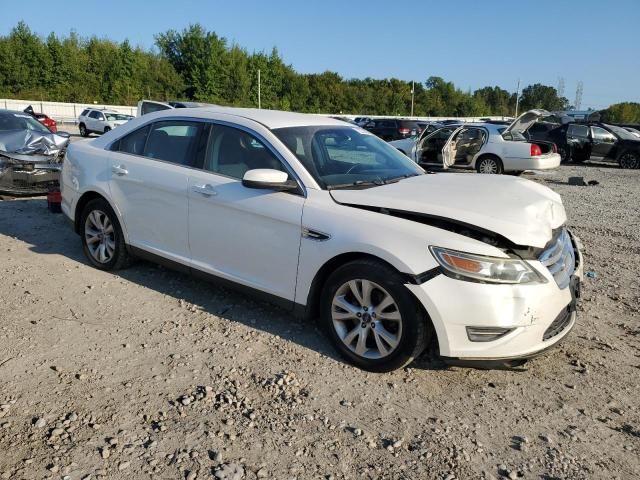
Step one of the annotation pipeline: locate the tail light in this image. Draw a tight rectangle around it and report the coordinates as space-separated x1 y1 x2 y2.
398 128 411 136
530 144 542 156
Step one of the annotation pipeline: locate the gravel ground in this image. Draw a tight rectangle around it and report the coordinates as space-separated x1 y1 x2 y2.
0 161 639 480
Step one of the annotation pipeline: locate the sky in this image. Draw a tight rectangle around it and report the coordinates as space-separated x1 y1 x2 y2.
1 0 639 109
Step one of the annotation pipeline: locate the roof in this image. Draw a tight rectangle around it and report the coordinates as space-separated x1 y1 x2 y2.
153 106 351 129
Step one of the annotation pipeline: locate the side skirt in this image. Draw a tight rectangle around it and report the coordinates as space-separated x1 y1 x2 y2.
128 245 299 314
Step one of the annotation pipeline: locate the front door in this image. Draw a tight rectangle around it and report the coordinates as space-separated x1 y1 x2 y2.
109 119 204 263
590 126 617 158
188 123 304 301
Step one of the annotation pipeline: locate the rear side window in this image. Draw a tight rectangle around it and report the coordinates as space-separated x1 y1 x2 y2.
89 111 104 120
80 109 89 117
142 121 202 166
114 125 151 155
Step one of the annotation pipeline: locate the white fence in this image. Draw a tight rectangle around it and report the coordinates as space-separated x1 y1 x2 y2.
0 98 137 123
1 98 510 124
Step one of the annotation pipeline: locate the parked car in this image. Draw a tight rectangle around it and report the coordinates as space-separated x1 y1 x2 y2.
78 108 132 137
23 106 58 133
137 99 216 117
526 121 574 162
391 110 561 174
362 118 420 141
389 122 455 155
0 109 69 195
62 106 583 372
353 117 371 126
529 122 640 168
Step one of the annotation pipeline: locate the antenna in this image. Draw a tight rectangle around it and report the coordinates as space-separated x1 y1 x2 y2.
574 81 583 110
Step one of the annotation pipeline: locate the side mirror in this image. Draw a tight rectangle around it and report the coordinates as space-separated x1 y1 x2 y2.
242 169 298 191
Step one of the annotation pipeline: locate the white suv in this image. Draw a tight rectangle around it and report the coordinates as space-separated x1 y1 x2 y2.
78 108 132 137
61 107 583 372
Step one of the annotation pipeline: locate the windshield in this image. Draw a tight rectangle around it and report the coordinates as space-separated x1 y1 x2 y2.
105 113 130 121
273 126 423 189
602 124 637 141
0 112 51 133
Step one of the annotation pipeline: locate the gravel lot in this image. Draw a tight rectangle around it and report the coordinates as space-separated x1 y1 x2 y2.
0 160 639 480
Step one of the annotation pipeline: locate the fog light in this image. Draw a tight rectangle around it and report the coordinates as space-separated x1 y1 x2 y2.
466 327 514 342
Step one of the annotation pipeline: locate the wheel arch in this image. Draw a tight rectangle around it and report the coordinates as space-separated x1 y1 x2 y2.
474 153 504 172
74 190 128 241
300 252 436 340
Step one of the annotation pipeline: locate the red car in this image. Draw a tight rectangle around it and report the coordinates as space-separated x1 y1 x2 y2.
23 106 57 133
34 113 57 133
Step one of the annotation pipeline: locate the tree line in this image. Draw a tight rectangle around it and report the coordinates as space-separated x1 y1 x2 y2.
1 22 637 121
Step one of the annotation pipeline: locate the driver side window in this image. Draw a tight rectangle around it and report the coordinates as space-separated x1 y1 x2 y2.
203 124 286 180
592 126 615 143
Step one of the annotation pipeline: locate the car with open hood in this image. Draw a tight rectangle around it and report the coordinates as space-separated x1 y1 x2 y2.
61 107 583 372
392 110 561 174
0 109 70 195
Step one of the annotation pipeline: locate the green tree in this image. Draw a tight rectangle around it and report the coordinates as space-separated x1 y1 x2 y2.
518 83 569 112
601 102 640 123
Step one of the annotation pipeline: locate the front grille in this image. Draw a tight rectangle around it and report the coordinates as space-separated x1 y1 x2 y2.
539 228 576 289
543 307 572 341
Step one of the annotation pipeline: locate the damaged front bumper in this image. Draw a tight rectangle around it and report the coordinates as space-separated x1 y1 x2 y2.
0 129 69 195
405 231 584 365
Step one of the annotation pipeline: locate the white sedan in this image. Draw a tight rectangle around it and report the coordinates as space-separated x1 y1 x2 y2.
62 107 582 372
390 110 561 174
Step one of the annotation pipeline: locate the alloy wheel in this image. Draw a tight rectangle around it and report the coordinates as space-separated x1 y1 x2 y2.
331 279 403 359
619 153 639 169
478 158 498 174
84 209 116 264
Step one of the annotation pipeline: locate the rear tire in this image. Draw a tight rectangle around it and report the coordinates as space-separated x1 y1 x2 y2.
79 123 88 137
618 151 640 169
475 155 504 174
80 198 131 271
320 259 429 372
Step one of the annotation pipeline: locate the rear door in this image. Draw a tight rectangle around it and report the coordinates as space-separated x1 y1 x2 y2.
109 119 205 263
590 126 617 158
87 110 102 131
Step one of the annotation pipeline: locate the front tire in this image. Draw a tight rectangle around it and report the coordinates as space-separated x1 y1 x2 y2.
80 198 131 271
320 259 429 372
103 126 111 134
558 145 572 163
618 151 640 169
476 155 503 174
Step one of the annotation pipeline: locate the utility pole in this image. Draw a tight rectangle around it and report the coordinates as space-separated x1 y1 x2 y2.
514 78 521 118
410 80 415 117
258 69 261 109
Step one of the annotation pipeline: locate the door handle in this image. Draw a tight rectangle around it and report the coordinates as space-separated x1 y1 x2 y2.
112 165 128 176
192 184 218 196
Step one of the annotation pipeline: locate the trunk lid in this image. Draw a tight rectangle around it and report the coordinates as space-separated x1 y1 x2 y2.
504 109 551 135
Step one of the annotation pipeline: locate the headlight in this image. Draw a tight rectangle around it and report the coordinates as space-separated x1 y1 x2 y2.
429 246 546 284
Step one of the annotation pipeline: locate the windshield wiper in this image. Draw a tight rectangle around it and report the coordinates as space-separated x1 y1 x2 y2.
327 179 386 190
381 173 421 184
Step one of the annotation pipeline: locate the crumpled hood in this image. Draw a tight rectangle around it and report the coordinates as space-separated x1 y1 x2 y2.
329 173 566 248
0 129 70 163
